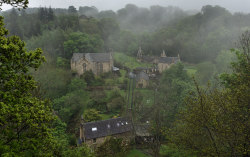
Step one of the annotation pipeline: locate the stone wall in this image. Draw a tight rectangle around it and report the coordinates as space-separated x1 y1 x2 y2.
158 63 170 73
136 79 148 88
71 59 113 76
84 131 133 149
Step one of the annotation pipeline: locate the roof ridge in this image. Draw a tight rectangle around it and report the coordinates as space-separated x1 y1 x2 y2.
84 117 127 125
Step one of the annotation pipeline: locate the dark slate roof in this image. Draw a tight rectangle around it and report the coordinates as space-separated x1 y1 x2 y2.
72 53 85 62
85 53 111 62
142 56 155 63
158 57 180 64
71 53 112 63
83 117 132 140
136 71 149 81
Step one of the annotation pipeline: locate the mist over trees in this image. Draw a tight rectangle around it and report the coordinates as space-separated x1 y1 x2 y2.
1 2 249 156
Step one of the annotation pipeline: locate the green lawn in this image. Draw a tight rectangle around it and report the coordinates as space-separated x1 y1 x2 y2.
135 89 155 107
100 113 113 120
126 149 151 157
114 52 153 70
183 63 197 77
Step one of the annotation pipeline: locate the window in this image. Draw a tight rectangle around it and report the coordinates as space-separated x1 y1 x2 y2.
93 138 96 143
117 123 120 127
107 124 111 128
92 127 97 131
83 63 86 72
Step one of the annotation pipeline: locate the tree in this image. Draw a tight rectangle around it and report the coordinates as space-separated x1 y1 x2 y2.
144 63 193 157
68 6 77 14
0 16 55 155
63 32 103 58
83 109 102 122
79 6 98 17
0 0 28 9
53 78 89 126
170 31 250 156
96 137 130 157
5 8 23 38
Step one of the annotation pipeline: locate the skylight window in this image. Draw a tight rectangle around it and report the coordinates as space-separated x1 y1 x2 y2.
107 124 110 128
92 127 97 131
117 123 120 127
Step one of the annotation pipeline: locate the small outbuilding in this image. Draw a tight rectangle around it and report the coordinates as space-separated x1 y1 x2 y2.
136 71 149 88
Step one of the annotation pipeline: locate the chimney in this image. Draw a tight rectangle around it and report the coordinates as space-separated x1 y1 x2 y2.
161 50 166 57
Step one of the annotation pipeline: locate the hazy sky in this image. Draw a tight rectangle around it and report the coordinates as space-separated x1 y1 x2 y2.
2 0 250 13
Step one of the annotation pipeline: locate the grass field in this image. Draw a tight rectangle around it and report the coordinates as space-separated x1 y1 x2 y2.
135 89 155 107
183 63 197 77
114 52 153 70
126 149 150 157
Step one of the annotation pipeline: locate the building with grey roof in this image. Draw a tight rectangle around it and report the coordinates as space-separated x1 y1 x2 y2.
135 71 149 88
80 117 133 146
136 48 181 73
71 52 113 76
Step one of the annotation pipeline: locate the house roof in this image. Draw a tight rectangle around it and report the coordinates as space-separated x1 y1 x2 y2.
72 53 85 62
85 53 111 62
72 53 112 63
158 57 180 64
142 56 155 63
83 117 132 140
136 71 149 81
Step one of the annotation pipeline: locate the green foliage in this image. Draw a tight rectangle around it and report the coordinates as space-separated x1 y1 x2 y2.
126 149 150 157
0 16 55 156
68 78 87 92
170 31 250 156
82 70 95 86
25 29 66 58
160 144 196 157
68 6 77 14
106 89 125 113
159 63 194 120
63 32 103 58
196 61 216 84
83 109 102 122
53 77 88 125
87 91 108 112
79 6 98 17
53 89 89 125
96 137 130 157
62 145 94 157
56 56 69 68
114 52 152 70
33 65 72 99
215 50 235 73
0 0 29 9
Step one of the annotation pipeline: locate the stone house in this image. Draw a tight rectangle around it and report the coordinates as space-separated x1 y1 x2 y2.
71 53 113 76
137 48 180 73
157 55 180 73
79 117 133 148
135 71 149 88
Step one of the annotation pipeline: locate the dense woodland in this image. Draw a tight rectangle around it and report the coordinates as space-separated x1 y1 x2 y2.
0 1 249 157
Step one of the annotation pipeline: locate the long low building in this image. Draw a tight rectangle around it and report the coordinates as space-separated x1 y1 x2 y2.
80 117 133 147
